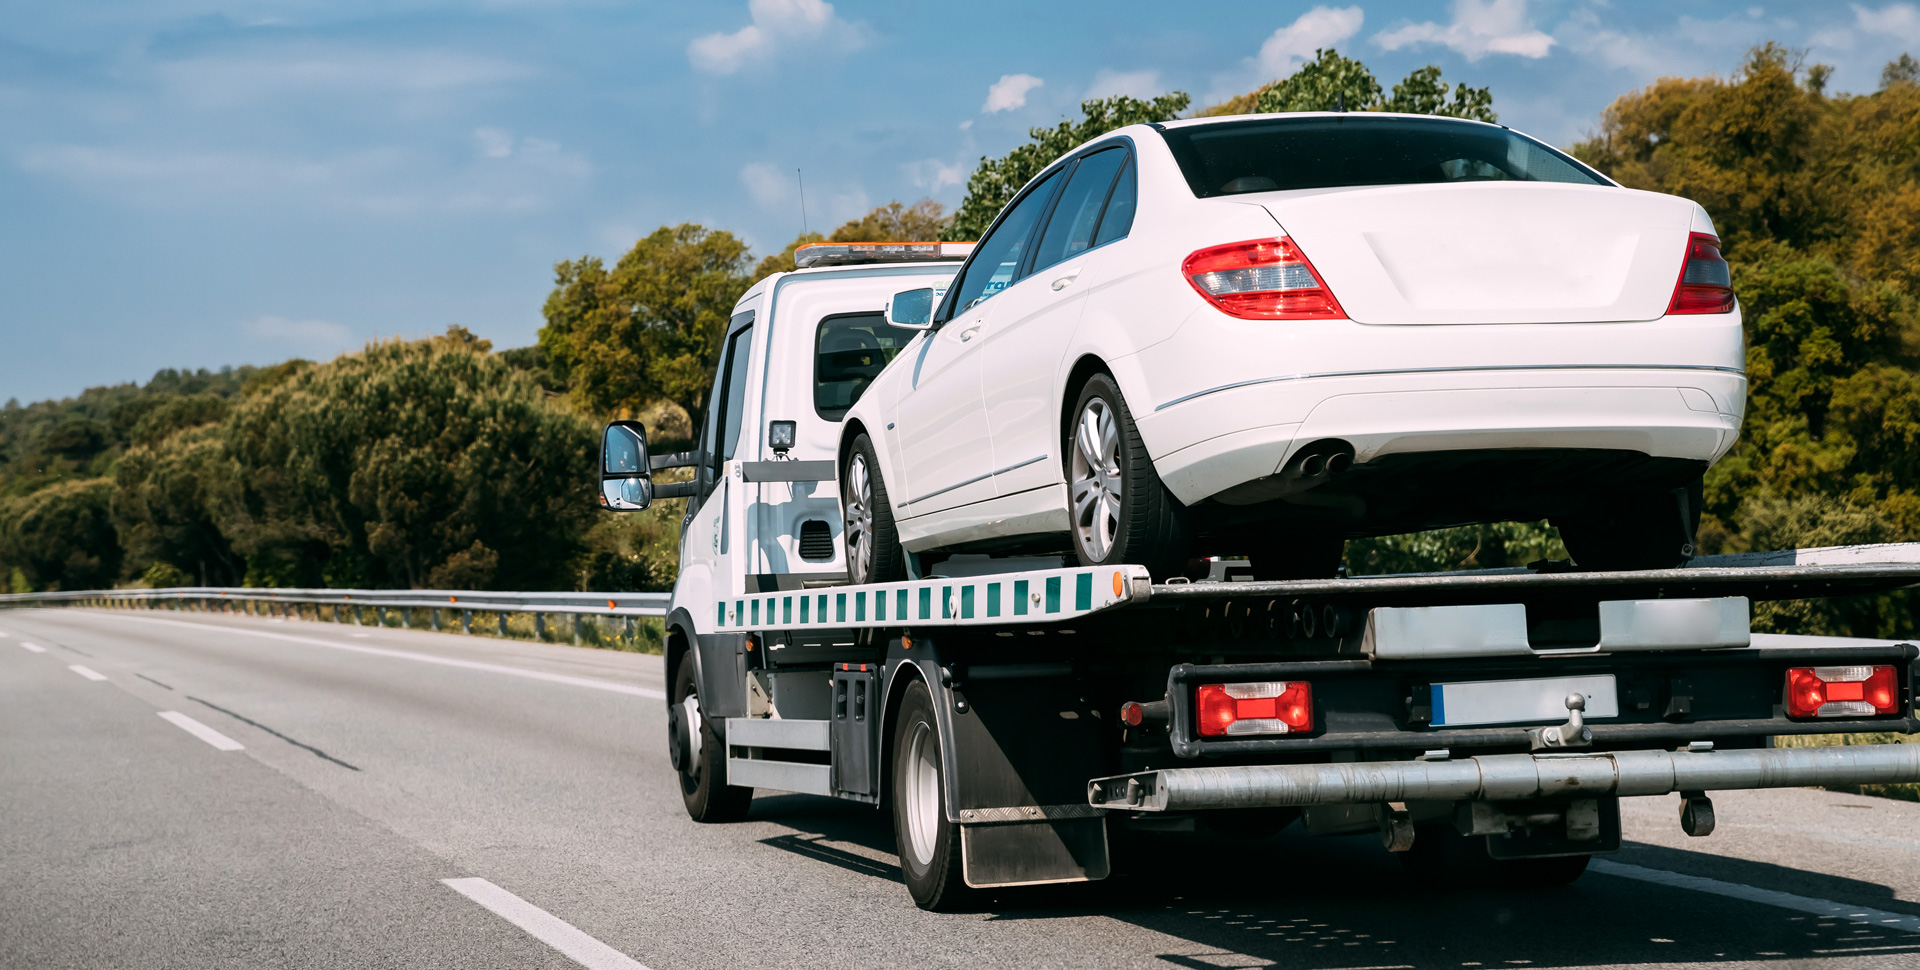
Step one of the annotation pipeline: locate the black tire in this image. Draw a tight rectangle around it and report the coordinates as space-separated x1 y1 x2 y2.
891 679 971 910
843 433 907 585
671 655 753 823
1554 476 1704 571
1398 822 1590 889
1065 373 1191 579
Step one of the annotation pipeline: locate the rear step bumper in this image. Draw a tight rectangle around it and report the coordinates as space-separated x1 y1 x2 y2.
1088 744 1920 812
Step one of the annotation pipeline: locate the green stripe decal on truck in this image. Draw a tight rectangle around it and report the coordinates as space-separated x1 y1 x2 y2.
1046 577 1061 613
1076 572 1092 611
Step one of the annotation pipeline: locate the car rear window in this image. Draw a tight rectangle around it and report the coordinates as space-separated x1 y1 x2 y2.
815 313 916 420
1157 116 1609 198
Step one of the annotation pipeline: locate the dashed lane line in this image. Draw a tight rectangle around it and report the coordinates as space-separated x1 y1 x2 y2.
158 711 245 751
75 613 666 700
68 664 107 681
442 878 650 970
1592 860 1920 934
20 641 46 653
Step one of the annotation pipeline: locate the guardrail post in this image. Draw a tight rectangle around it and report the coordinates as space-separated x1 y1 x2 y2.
572 614 583 646
402 606 412 630
534 612 547 641
461 609 472 634
497 612 508 637
430 608 441 632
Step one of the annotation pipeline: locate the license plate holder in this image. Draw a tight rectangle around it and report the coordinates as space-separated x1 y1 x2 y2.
1431 674 1618 727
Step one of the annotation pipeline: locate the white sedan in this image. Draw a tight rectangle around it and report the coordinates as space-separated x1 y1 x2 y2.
839 112 1745 582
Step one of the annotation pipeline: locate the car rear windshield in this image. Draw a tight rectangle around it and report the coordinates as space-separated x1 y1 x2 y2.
1157 116 1609 198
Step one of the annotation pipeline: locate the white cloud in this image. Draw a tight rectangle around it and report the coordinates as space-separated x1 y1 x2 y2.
473 127 514 158
740 161 791 208
688 0 862 76
1084 69 1162 100
983 73 1044 112
1256 6 1366 78
244 316 355 357
1374 0 1556 61
158 49 534 108
904 158 966 194
1855 3 1920 43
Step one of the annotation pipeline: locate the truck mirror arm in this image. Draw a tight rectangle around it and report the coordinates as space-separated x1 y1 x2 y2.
651 451 700 472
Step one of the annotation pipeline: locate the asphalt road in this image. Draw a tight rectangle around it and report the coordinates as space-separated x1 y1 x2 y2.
6 607 1920 970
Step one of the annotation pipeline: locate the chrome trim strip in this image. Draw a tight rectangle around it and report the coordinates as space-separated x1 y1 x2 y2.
1153 364 1750 412
906 455 1046 507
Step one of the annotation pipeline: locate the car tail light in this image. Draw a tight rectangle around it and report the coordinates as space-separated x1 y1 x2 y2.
1196 681 1313 736
1668 232 1735 315
1183 237 1346 320
1785 665 1899 719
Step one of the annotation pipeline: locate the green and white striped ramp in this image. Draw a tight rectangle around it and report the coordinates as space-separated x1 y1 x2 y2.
713 565 1152 633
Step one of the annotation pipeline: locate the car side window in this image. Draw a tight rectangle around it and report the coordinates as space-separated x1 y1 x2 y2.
814 312 916 420
1031 148 1128 273
1092 154 1137 248
947 167 1065 314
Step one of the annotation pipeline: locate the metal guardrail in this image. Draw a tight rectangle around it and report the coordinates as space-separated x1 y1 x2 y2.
0 586 671 639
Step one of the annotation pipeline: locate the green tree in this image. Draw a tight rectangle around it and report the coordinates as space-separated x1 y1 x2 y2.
753 199 951 281
215 327 598 589
944 93 1191 241
111 425 245 587
540 224 753 426
0 478 120 591
1240 50 1496 122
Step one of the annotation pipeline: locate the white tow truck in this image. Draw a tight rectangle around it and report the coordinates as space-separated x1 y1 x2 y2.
597 242 1920 911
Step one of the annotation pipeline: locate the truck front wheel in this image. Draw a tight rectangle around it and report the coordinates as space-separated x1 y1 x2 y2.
672 657 752 823
891 679 970 910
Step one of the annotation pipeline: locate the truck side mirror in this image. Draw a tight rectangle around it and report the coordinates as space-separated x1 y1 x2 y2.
886 288 936 330
600 420 653 511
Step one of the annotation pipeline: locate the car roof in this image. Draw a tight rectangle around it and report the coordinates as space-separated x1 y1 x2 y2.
1151 111 1507 131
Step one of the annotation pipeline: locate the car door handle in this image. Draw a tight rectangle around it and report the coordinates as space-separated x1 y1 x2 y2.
958 326 981 342
1051 271 1081 291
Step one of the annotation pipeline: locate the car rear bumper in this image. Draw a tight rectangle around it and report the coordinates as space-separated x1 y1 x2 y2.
1139 365 1746 506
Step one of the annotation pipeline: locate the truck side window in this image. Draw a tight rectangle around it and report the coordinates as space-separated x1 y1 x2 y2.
1031 147 1128 273
714 324 754 465
814 313 915 420
1092 154 1137 247
946 166 1065 314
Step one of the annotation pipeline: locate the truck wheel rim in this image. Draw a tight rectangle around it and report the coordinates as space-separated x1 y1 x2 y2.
1070 397 1123 561
905 720 939 866
682 693 703 778
845 453 874 580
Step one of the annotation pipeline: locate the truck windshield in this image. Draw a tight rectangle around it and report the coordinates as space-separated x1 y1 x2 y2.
1157 116 1608 198
815 313 915 420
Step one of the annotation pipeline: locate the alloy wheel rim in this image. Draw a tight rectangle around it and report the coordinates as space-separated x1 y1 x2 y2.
844 454 874 580
682 692 704 779
905 721 939 866
1069 398 1123 561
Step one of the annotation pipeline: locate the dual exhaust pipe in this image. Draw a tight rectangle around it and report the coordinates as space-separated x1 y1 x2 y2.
1281 439 1355 485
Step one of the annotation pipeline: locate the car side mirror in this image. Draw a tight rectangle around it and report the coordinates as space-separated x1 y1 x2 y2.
599 420 653 511
886 287 936 330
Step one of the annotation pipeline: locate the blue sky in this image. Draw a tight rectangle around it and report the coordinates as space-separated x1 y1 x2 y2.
3 0 1917 404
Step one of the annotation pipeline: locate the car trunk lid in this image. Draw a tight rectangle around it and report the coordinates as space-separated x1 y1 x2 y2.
1253 183 1696 325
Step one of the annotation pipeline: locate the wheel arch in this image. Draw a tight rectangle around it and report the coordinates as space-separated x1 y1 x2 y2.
1058 354 1114 477
664 607 698 704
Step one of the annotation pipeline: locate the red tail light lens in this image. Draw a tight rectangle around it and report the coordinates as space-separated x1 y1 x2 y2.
1196 681 1313 736
1183 237 1346 320
1785 665 1899 719
1668 232 1735 315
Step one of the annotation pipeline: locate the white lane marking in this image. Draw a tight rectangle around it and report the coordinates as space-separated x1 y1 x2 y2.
69 664 108 681
442 878 650 970
82 614 665 700
158 711 246 751
1592 860 1920 934
20 641 47 653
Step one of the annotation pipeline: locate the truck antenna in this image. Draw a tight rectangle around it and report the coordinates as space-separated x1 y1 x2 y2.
797 168 810 237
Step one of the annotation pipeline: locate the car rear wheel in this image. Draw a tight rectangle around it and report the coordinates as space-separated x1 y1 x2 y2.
1067 374 1190 579
843 433 906 584
1554 476 1704 571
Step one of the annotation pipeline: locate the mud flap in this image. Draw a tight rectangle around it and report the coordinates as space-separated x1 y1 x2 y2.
961 816 1110 888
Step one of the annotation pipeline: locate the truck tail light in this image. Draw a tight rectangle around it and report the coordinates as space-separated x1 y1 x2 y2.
1668 232 1735 315
1196 681 1313 736
1785 665 1899 719
1183 237 1346 320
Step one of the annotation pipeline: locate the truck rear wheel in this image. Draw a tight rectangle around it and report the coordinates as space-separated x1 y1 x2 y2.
1068 374 1191 580
891 679 971 910
672 657 752 823
843 433 906 585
